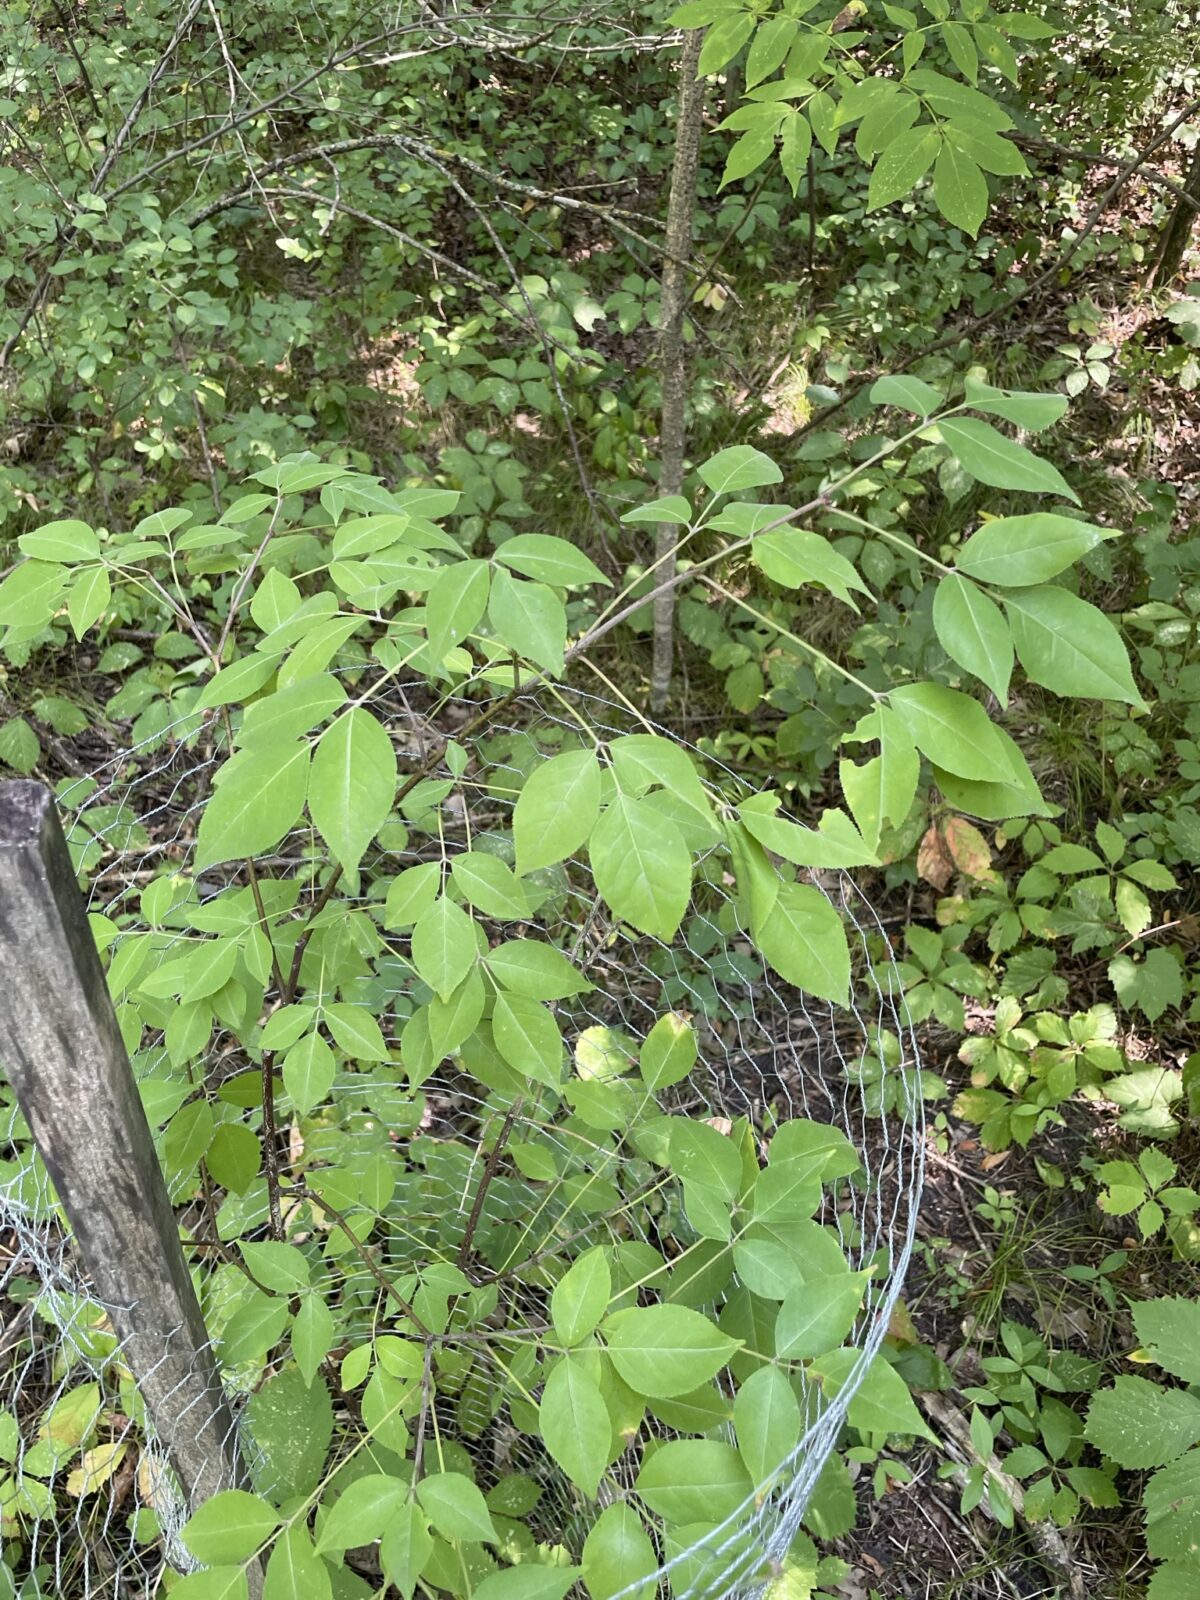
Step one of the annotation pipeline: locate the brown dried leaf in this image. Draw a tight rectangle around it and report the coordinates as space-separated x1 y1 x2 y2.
918 825 954 890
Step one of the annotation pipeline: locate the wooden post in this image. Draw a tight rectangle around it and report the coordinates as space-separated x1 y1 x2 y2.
0 783 248 1523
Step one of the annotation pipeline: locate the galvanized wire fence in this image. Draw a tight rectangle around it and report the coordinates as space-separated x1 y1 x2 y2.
0 687 925 1598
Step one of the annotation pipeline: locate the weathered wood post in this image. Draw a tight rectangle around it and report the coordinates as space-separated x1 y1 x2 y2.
0 782 254 1555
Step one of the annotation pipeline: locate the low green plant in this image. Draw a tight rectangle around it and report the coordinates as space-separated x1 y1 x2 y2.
1092 1147 1200 1257
955 1322 1117 1529
0 383 1143 1594
1086 1297 1200 1600
954 1001 1124 1151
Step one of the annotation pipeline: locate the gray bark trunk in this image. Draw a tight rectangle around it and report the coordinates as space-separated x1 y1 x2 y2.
650 30 705 715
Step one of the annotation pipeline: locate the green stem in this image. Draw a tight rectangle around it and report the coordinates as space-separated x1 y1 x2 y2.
833 508 957 578
702 575 882 701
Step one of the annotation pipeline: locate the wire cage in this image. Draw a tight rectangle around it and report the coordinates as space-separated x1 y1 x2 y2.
0 685 925 1599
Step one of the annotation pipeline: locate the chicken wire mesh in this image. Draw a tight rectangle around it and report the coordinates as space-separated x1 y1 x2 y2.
0 685 925 1600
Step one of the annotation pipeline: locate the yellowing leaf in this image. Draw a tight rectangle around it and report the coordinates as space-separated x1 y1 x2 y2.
67 1440 128 1498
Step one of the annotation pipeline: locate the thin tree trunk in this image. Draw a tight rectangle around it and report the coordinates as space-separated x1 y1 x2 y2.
1154 137 1200 287
650 30 705 715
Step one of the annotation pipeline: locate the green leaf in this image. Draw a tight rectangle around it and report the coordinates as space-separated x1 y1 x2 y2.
1147 1561 1200 1600
552 1248 612 1347
206 1123 260 1195
169 1571 248 1600
905 67 1014 131
609 733 714 824
635 1439 752 1525
411 896 478 1000
317 1474 408 1553
492 992 563 1087
962 378 1067 430
932 574 1013 703
945 127 1027 179
197 653 278 711
746 14 795 86
18 519 99 563
309 708 397 872
485 939 592 999
956 513 1106 586
839 709 919 851
1116 875 1152 938
754 881 850 1006
291 1294 334 1388
1004 587 1144 707
931 726 1049 820
513 748 601 873
753 527 868 609
380 1503 433 1600
416 1472 497 1543
0 560 66 628
941 19 978 80
495 533 609 587
620 495 692 526
697 445 782 495
640 1012 698 1092
813 1350 935 1439
779 111 813 194
1109 949 1184 1023
869 375 944 415
1144 1451 1200 1563
775 1272 868 1359
697 13 755 77
180 938 238 1001
867 126 939 210
888 681 1014 781
427 968 486 1061
591 794 691 940
734 1365 802 1485
669 1119 742 1199
1086 1378 1200 1468
67 567 112 638
323 1002 389 1061
737 798 879 869
283 1032 335 1118
488 567 566 674
427 559 490 661
250 569 300 632
720 129 777 189
239 674 347 749
937 418 1079 502
450 852 529 919
932 141 988 235
472 1568 581 1600
195 744 309 870
769 1119 859 1180
582 1502 657 1600
538 1358 611 1495
276 616 365 687
1001 11 1059 37
181 1490 280 1564
1133 1299 1200 1385
0 718 39 775
384 862 442 929
254 460 347 494
263 1526 332 1600
855 82 921 161
605 1304 740 1398
239 1241 311 1294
